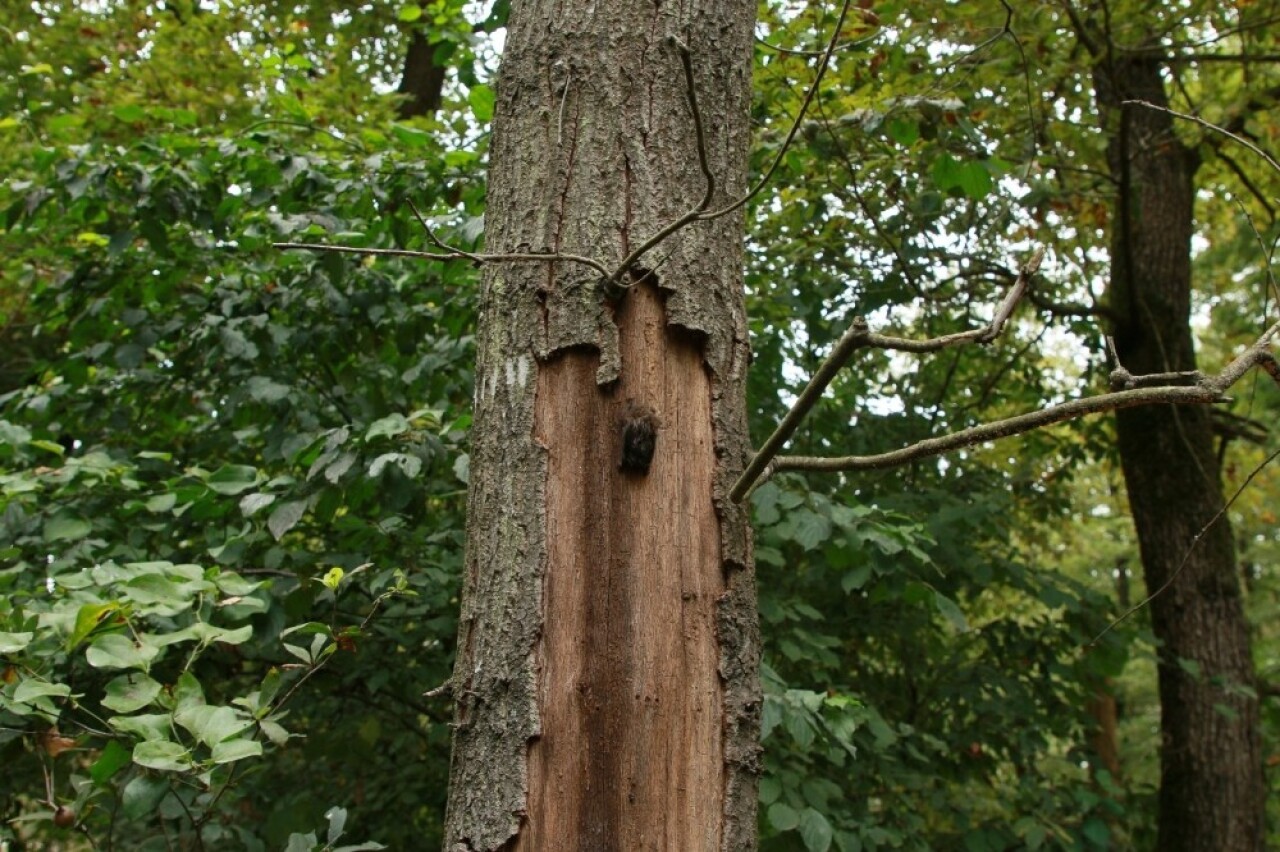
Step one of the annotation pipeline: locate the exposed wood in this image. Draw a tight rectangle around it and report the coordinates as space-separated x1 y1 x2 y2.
525 283 722 850
442 2 759 849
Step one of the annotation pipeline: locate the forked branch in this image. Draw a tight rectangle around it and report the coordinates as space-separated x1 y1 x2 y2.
730 252 1280 502
742 319 1279 496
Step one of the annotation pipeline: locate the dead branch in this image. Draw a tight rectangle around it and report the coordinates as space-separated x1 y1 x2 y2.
729 248 1044 502
274 199 613 279
1123 99 1280 176
754 319 1279 488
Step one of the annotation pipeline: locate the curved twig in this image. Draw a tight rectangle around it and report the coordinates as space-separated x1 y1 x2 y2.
699 0 854 224
762 320 1278 482
729 248 1044 502
609 37 716 281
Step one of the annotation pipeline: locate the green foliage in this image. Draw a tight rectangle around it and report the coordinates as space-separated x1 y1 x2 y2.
0 62 481 843
2 0 1278 848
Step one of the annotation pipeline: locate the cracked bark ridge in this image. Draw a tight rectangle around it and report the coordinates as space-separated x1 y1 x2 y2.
443 1 759 850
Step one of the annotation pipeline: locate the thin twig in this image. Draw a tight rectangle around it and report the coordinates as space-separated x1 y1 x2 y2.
729 248 1043 502
1089 444 1280 645
407 199 483 262
1123 99 1280 176
609 37 717 281
700 0 854 224
273 241 611 278
277 198 614 278
767 319 1280 480
753 9 881 58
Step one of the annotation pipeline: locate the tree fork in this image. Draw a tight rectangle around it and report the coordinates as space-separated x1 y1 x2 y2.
443 2 760 850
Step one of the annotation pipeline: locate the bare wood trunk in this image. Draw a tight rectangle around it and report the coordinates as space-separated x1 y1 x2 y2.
1095 55 1263 852
443 2 759 850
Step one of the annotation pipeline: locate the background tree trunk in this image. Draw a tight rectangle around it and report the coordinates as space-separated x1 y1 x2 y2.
1095 54 1264 852
396 30 446 118
442 2 760 849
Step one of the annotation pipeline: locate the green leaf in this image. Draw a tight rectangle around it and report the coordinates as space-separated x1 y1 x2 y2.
246 375 291 402
240 492 277 516
768 801 801 832
933 591 969 632
791 508 832 550
469 84 496 122
397 4 423 22
175 704 253 747
268 500 307 540
368 453 422 478
0 631 33 653
43 513 92 542
321 566 345 590
132 740 191 771
886 117 920 146
109 714 171 742
260 719 290 746
29 439 65 456
841 563 872 593
86 633 161 670
13 679 72 703
124 574 198 614
365 413 410 441
121 774 169 819
799 808 834 852
206 464 260 496
1081 817 1109 847
326 807 349 846
90 740 132 785
145 493 178 513
0 419 33 447
113 104 147 122
210 737 263 764
930 153 992 199
285 833 319 852
68 602 121 650
390 123 431 148
102 674 163 713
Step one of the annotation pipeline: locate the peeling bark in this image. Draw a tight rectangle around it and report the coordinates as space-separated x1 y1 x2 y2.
443 2 759 849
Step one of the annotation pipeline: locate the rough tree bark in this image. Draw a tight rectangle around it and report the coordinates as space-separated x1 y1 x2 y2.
1095 54 1264 851
442 2 760 850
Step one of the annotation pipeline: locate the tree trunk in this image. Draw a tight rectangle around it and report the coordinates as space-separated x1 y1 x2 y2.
442 2 760 850
396 30 446 118
1095 55 1263 851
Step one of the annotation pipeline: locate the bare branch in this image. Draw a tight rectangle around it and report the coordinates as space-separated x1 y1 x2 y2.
1026 286 1119 322
274 241 612 277
1089 442 1280 646
1162 52 1280 64
729 249 1043 502
699 0 853 225
1123 99 1280 176
767 319 1280 481
274 225 613 280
